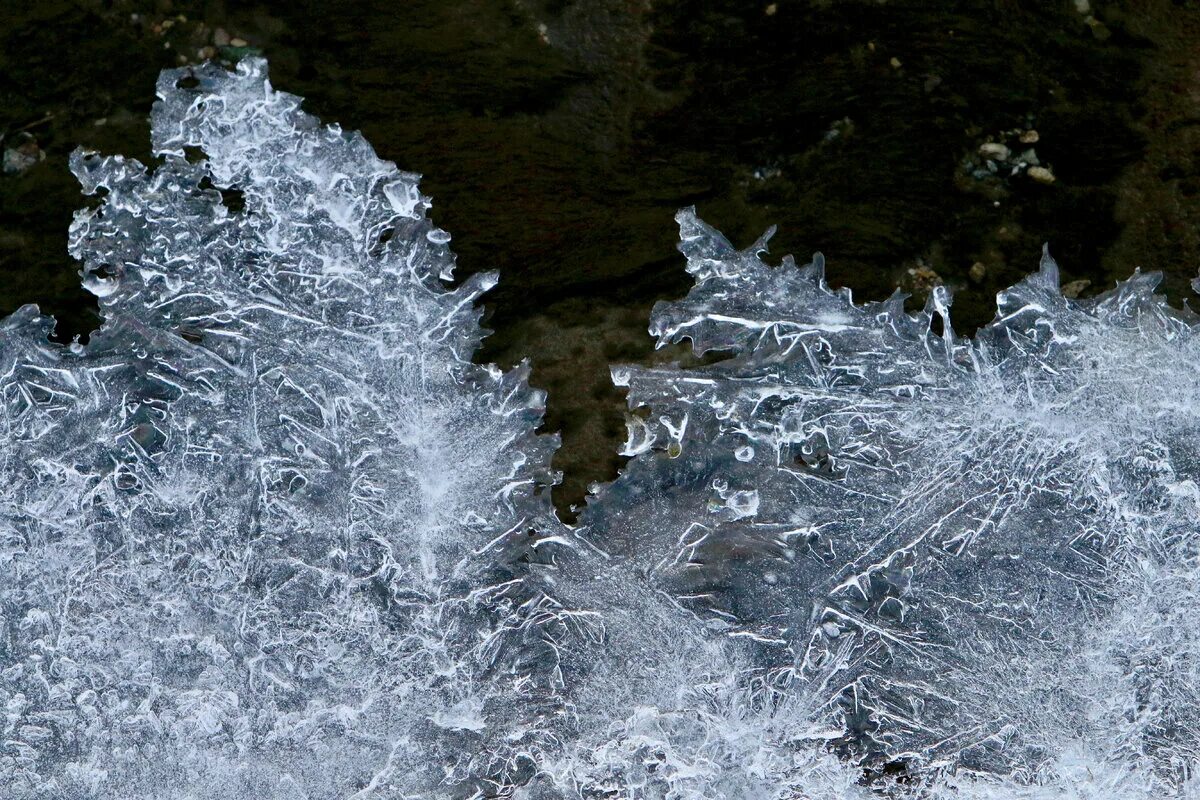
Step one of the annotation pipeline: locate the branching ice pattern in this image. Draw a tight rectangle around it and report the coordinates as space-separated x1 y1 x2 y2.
1 59 1197 799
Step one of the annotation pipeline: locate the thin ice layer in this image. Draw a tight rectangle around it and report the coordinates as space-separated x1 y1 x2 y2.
592 208 1200 796
1 59 562 797
3 57 1199 800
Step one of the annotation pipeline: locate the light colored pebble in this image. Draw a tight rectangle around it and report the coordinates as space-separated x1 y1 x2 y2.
1062 279 1091 298
979 142 1010 161
1028 166 1056 184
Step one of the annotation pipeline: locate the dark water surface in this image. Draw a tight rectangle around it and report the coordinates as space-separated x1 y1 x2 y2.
3 0 1199 514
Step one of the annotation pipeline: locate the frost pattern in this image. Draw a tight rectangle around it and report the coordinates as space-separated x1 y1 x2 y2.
594 211 1200 797
1 59 563 797
2 58 1199 799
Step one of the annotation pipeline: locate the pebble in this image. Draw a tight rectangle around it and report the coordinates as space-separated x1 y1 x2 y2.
1062 279 1091 299
230 37 248 48
212 28 230 47
1019 129 1039 144
1075 0 1091 13
1028 166 1056 184
905 264 942 293
969 262 987 282
890 57 902 69
765 3 777 15
3 138 44 174
1085 16 1111 41
979 142 1010 161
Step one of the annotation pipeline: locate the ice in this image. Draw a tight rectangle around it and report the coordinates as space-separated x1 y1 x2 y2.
1 57 1198 798
1 58 561 797
591 210 1200 797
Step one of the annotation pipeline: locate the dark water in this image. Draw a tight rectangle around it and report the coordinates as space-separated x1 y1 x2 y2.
3 0 1199 515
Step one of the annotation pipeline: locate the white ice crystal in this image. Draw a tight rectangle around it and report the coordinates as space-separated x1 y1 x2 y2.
1 59 563 798
1 58 1198 799
589 211 1200 798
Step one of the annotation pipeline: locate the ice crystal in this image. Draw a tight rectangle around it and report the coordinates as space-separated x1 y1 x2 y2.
2 58 1198 799
591 211 1200 797
1 59 562 797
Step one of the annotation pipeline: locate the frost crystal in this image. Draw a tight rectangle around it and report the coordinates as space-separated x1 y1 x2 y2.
593 210 1200 797
2 58 1199 799
2 59 560 797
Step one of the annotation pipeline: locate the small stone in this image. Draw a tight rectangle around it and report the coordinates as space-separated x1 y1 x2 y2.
198 45 217 60
868 41 876 52
1074 0 1091 13
765 2 777 15
161 19 174 30
969 262 987 282
1019 129 1039 144
212 28 230 47
904 264 942 293
979 142 1010 161
1062 279 1091 299
3 137 45 174
1028 166 1056 184
889 56 902 69
1084 16 1111 41
229 37 248 48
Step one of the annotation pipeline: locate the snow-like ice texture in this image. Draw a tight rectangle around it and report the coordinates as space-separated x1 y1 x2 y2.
4 57 1200 800
0 58 568 797
586 209 1200 798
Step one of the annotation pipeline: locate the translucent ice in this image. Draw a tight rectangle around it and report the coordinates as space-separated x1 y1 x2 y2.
2 59 561 797
1 58 1198 799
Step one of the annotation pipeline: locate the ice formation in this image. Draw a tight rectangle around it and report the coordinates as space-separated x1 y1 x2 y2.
2 58 1198 798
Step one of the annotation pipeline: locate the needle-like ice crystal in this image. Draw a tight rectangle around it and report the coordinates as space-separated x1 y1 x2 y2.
1 58 1197 799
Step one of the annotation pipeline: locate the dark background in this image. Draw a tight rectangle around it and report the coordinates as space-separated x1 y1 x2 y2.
3 0 1199 515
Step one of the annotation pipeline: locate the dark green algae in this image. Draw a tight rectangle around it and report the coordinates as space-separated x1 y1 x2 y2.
1 0 1196 515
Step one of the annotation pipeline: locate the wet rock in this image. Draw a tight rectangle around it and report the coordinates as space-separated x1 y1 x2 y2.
1028 165 1056 184
2 135 44 174
969 261 987 282
979 142 1010 161
1062 278 1091 298
903 263 942 293
1085 16 1111 41
1019 129 1039 144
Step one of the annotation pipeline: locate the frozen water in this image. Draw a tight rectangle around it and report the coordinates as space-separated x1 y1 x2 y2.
1 58 1198 798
